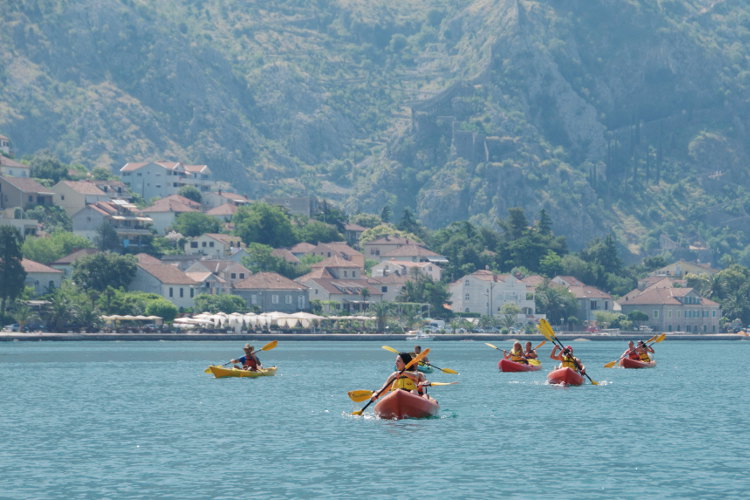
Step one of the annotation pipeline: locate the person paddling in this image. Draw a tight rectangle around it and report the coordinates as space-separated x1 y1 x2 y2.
621 340 639 361
413 345 430 367
231 344 262 371
523 341 539 360
636 340 655 362
550 345 586 374
372 352 435 402
504 341 528 364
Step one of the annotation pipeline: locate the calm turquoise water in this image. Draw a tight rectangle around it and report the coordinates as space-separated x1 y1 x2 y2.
1 339 748 499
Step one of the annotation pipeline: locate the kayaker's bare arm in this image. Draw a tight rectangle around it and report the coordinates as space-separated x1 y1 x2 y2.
549 346 563 361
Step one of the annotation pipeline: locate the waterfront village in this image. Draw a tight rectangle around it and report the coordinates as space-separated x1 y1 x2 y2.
0 134 728 335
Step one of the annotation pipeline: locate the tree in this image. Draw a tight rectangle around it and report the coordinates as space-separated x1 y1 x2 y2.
233 202 297 248
534 282 578 324
91 167 116 180
499 302 521 329
173 212 220 237
0 226 26 316
95 221 121 252
397 208 423 237
24 205 72 232
43 281 100 332
145 298 178 323
295 219 342 243
178 185 202 204
72 252 137 294
29 151 70 184
241 243 300 278
380 205 392 223
350 213 382 229
537 209 553 235
396 275 451 318
193 294 248 314
22 231 93 264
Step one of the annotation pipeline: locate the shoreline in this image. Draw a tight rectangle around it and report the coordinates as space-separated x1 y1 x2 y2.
1 332 747 342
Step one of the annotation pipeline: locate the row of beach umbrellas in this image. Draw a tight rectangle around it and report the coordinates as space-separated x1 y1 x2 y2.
172 312 374 332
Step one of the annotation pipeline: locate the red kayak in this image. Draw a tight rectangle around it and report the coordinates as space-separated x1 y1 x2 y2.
374 389 440 419
498 359 542 372
620 357 656 369
547 367 585 386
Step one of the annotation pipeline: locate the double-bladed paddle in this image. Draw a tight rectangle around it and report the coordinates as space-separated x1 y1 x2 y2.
351 348 429 416
204 340 278 374
539 319 599 385
381 345 459 374
603 333 667 368
347 382 459 403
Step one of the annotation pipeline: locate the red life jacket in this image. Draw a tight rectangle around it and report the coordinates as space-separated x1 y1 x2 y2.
243 355 259 370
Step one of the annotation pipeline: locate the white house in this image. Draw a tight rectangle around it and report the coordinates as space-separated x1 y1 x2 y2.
22 259 63 296
128 254 199 308
184 233 244 258
449 270 537 319
119 161 213 201
0 155 30 178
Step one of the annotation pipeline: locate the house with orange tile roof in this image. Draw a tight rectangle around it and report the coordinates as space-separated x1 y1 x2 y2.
129 254 199 308
22 258 63 295
551 276 614 323
205 202 238 223
71 200 153 249
233 272 309 313
618 281 720 333
0 175 54 209
140 194 201 234
51 180 111 216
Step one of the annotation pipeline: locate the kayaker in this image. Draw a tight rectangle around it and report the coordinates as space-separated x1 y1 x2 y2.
231 344 262 371
414 345 430 364
550 345 586 374
636 340 654 362
621 341 639 360
523 341 539 360
504 341 528 364
372 352 435 402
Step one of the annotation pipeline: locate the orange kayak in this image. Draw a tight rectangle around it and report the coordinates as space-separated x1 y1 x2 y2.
374 389 439 419
547 367 584 386
620 358 656 369
498 359 542 372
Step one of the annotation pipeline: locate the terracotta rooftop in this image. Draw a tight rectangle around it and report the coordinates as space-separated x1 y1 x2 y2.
136 253 196 285
234 272 307 291
57 180 108 196
206 203 237 216
1 176 54 194
22 258 63 274
141 194 200 213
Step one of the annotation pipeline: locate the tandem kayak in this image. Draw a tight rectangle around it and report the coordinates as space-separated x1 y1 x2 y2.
498 359 542 372
207 366 278 378
547 367 584 386
620 358 656 369
374 389 440 419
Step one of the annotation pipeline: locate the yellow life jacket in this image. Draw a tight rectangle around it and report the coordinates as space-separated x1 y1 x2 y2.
510 352 527 363
561 355 578 370
639 352 651 362
391 373 418 391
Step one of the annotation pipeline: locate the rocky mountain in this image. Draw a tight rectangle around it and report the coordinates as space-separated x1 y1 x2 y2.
2 0 749 260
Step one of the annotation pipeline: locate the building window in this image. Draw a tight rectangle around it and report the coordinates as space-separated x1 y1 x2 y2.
202 242 207 247
239 273 245 279
190 289 194 297
653 310 659 318
272 295 279 304
285 295 292 304
464 294 470 301
179 288 184 298
381 286 387 293
209 242 214 247
169 287 173 297
231 273 236 279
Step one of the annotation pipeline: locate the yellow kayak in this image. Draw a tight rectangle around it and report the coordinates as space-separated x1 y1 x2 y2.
207 365 277 378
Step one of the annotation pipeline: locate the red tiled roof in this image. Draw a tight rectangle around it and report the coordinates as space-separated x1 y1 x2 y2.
206 203 237 216
1 176 54 194
234 272 307 291
184 164 209 173
51 248 99 265
141 194 200 213
0 156 28 168
381 244 440 258
311 255 362 269
22 258 63 274
136 253 196 285
57 180 108 196
290 242 316 253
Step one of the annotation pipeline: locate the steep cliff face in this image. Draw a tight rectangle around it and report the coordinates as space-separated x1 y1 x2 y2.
350 0 750 251
1 0 749 255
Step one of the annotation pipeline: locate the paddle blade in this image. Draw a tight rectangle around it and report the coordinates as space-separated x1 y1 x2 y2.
528 359 541 366
348 390 374 402
652 333 667 344
428 381 459 386
439 367 459 375
260 340 278 352
485 343 499 350
351 409 365 416
590 379 599 386
604 360 618 369
381 345 399 354
538 319 555 341
533 340 546 350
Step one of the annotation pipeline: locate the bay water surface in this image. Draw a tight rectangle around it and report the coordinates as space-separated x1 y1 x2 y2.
1 339 748 499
